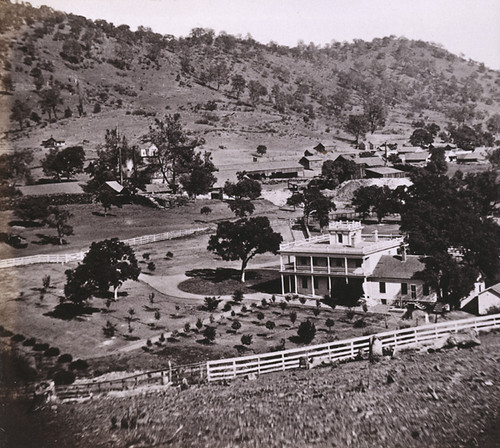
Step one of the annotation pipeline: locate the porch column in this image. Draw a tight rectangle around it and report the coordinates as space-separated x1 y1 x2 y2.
327 276 332 292
344 257 348 276
311 275 315 296
280 255 284 271
281 274 285 295
310 256 314 273
294 275 298 294
327 256 331 274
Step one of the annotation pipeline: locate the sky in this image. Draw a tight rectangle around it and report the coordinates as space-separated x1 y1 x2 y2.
26 0 500 70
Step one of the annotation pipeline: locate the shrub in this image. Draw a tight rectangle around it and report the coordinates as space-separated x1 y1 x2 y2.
203 326 216 342
147 262 156 271
53 369 75 385
142 253 150 260
313 307 321 317
70 359 89 371
223 303 232 312
353 318 366 328
103 321 117 337
299 296 307 305
184 322 191 333
44 347 60 357
297 320 316 343
204 296 221 311
265 320 276 331
11 334 25 342
159 333 165 342
33 343 49 352
279 301 287 312
256 311 265 321
200 206 212 215
166 251 174 259
345 308 356 320
290 311 297 325
325 318 335 332
261 298 268 308
241 334 253 346
241 305 248 313
93 102 101 113
232 289 244 303
146 339 152 347
57 353 72 363
231 320 242 332
196 318 203 330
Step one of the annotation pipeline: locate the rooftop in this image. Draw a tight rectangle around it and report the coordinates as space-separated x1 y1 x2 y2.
370 255 425 280
18 182 85 196
279 233 403 255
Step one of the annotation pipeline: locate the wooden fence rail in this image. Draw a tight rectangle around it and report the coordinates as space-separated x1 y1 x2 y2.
206 313 500 381
0 227 210 269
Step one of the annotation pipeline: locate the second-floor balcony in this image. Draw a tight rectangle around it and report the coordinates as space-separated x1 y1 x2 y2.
281 262 365 276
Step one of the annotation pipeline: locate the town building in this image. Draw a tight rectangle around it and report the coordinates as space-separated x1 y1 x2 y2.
279 221 437 306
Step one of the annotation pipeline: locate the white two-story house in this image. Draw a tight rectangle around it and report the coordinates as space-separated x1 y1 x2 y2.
279 221 437 306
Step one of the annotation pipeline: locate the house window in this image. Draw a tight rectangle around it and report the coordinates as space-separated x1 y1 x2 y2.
401 283 408 295
297 257 309 266
379 282 386 294
423 285 430 296
313 277 319 289
355 259 362 268
301 277 308 289
411 284 417 299
338 234 343 243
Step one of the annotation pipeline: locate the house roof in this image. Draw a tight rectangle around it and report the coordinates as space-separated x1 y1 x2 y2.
398 146 423 154
300 156 323 162
456 152 481 161
314 143 325 151
104 181 125 193
18 182 85 196
370 255 426 280
365 167 405 175
353 156 384 167
481 282 500 298
214 161 304 188
405 152 429 161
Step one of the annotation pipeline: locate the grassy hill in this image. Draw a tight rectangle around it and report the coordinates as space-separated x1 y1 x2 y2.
1 1 500 169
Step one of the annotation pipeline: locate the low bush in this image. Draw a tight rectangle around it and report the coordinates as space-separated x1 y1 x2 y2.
57 353 73 363
11 334 25 342
203 326 216 342
53 369 76 385
44 347 60 357
241 334 253 346
70 359 89 371
33 343 49 352
297 320 316 343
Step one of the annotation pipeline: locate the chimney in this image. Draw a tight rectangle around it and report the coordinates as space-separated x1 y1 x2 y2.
400 242 407 262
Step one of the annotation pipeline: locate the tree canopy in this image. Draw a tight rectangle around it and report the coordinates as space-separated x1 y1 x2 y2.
207 216 282 282
42 146 85 181
64 238 140 304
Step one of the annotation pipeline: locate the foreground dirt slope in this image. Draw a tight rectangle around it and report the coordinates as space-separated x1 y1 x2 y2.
2 331 500 448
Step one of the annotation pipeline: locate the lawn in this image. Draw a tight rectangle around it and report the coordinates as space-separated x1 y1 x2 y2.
0 197 291 259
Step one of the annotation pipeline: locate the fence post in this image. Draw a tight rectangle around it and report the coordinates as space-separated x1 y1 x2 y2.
282 353 285 371
350 340 355 358
206 361 211 382
233 360 237 378
257 357 261 375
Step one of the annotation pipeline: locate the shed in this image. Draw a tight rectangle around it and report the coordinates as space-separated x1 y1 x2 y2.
299 156 323 170
314 143 326 153
403 152 430 164
461 282 500 315
41 137 65 148
365 167 407 178
456 152 482 163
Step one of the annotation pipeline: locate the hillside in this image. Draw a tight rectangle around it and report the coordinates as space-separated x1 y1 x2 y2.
2 331 499 447
1 1 500 170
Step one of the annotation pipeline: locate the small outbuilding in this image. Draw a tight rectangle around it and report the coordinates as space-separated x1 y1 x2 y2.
461 282 500 315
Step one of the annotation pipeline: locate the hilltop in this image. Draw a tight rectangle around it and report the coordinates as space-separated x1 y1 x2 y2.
1 1 500 168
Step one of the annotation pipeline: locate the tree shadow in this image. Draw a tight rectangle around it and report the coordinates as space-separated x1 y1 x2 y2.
0 233 28 248
44 303 100 320
185 268 242 283
8 220 43 228
92 211 116 217
32 234 63 246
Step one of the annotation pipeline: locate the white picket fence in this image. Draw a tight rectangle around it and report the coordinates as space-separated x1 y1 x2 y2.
0 227 210 269
206 313 500 381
